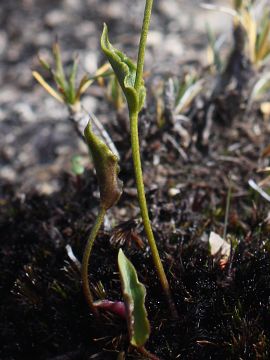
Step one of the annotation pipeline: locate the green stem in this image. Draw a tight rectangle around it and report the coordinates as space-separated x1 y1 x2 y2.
223 175 232 239
130 111 177 317
131 0 177 317
134 0 153 92
81 207 106 315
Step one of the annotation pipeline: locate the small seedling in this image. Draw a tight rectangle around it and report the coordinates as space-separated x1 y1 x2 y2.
101 0 177 317
32 43 117 152
118 248 150 348
33 0 177 318
32 41 93 112
70 132 156 357
93 249 157 358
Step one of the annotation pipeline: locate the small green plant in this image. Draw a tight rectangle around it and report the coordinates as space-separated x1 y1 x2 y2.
101 0 177 316
118 248 150 348
33 43 120 157
32 41 93 113
82 123 156 355
117 249 159 358
33 0 177 320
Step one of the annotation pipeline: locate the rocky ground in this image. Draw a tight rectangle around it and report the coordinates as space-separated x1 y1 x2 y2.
0 0 229 192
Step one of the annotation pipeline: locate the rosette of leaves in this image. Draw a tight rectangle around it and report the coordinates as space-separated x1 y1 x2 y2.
32 42 110 111
33 42 91 110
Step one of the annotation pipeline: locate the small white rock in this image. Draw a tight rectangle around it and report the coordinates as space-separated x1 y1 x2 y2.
209 231 230 259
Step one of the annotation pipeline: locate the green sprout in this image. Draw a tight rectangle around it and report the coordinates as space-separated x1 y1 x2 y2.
101 0 177 316
33 42 120 157
32 41 94 113
118 249 151 352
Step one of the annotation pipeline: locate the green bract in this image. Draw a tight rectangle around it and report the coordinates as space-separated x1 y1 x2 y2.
101 23 146 113
84 121 123 210
118 249 150 348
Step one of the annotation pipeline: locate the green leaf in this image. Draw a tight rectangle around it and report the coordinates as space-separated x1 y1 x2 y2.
248 72 270 105
71 155 85 176
38 55 51 72
206 24 223 72
52 40 68 92
255 11 270 64
101 23 145 113
84 121 123 210
118 249 150 348
68 55 79 104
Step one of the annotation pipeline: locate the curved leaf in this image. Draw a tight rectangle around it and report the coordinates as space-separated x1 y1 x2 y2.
118 249 150 348
101 24 145 113
84 121 123 210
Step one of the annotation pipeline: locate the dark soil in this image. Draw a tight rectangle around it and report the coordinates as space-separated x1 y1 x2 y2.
1 94 270 359
1 0 270 359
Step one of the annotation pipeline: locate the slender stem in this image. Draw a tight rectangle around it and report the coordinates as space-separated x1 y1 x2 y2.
131 0 177 317
134 0 153 92
138 346 160 360
81 207 106 315
130 111 177 317
223 175 232 239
